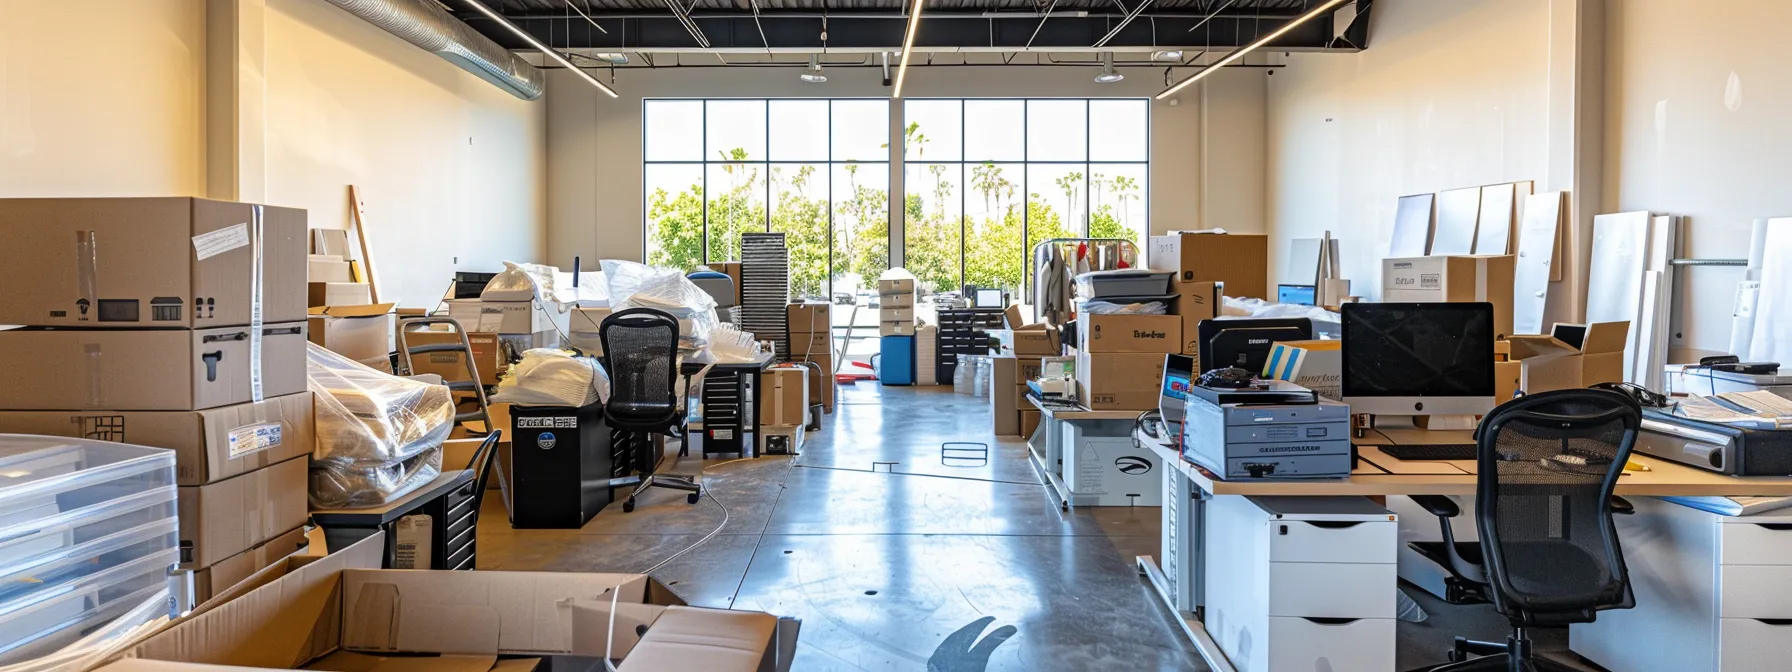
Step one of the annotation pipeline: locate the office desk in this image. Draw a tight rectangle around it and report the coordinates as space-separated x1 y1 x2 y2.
1133 433 1792 672
1026 397 1144 510
681 351 773 458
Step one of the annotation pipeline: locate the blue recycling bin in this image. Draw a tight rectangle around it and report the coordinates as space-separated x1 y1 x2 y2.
880 336 916 386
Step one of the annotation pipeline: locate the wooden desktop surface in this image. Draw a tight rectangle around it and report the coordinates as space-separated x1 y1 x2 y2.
1029 396 1145 421
1140 436 1792 498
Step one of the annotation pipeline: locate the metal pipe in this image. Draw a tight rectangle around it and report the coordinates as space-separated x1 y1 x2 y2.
1021 0 1061 51
1092 0 1156 48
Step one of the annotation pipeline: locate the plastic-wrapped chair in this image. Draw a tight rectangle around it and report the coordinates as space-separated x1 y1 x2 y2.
601 307 700 513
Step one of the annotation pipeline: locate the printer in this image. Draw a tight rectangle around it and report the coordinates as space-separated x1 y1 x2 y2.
1182 387 1353 480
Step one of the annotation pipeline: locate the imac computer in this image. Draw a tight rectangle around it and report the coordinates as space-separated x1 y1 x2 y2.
1195 318 1315 375
1341 302 1496 422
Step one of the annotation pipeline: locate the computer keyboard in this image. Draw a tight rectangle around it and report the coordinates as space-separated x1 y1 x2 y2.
1378 444 1481 461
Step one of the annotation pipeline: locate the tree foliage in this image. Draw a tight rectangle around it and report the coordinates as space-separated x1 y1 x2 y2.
644 122 1142 301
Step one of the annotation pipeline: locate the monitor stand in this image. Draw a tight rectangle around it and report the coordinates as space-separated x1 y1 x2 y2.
1374 414 1478 433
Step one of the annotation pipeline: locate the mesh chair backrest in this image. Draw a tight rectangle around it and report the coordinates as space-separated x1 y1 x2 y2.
1475 388 1641 623
599 308 680 417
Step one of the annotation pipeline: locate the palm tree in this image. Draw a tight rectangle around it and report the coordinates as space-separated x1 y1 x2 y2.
1055 171 1084 219
1112 175 1138 227
971 162 1001 213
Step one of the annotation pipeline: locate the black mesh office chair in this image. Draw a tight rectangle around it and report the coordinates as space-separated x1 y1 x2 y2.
599 307 700 513
1407 388 1641 672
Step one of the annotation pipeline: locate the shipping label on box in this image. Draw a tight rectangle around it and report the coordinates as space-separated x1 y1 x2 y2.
1078 313 1182 354
1262 340 1342 400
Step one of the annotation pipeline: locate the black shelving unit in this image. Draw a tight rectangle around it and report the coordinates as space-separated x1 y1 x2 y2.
937 308 1004 383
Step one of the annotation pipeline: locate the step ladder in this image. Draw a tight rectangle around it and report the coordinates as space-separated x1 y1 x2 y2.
396 317 515 524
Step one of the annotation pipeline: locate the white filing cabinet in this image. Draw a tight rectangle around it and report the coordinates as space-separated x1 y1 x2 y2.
1205 495 1398 672
1573 498 1792 672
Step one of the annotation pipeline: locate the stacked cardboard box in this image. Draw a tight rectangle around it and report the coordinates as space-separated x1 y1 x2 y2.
1075 312 1180 411
445 297 563 353
878 270 918 336
989 355 1031 436
0 197 316 601
305 228 394 372
787 302 836 411
1382 255 1517 340
759 366 811 428
1148 232 1270 301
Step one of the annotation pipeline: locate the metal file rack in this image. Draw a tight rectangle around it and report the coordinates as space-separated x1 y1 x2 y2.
936 308 1003 383
740 233 791 360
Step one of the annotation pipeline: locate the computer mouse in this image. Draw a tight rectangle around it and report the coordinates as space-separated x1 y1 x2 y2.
1198 367 1255 389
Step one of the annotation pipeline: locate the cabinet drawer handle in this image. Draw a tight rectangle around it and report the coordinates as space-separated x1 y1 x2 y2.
1302 617 1361 625
1756 619 1792 627
1752 524 1792 531
1305 521 1363 530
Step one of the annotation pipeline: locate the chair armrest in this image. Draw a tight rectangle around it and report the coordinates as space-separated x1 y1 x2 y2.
1409 495 1461 518
1610 496 1635 516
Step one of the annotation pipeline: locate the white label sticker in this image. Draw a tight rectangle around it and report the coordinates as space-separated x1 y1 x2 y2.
713 429 734 440
227 422 283 458
476 307 506 333
192 223 251 261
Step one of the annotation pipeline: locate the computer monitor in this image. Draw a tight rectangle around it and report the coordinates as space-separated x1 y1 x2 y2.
1341 302 1496 417
1160 354 1196 428
1195 318 1315 375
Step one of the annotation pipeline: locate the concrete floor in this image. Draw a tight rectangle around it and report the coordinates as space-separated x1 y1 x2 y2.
477 383 1599 672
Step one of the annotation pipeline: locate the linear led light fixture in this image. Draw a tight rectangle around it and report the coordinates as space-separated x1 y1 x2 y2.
464 0 619 98
892 0 926 98
1156 0 1347 100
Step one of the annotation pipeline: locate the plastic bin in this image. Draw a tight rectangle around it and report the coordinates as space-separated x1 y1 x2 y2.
1074 270 1174 299
0 435 178 666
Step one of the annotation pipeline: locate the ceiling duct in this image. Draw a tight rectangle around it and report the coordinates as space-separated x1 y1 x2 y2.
324 0 545 100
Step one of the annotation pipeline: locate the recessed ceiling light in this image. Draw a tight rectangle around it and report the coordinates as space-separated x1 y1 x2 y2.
1151 50 1183 62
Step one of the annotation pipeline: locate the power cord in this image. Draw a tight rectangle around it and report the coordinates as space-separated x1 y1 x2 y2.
635 457 755 575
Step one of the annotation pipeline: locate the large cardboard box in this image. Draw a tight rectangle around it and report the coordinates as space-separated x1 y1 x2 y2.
760 367 810 426
990 355 1021 435
1077 313 1182 354
1171 281 1222 357
108 533 795 672
1012 327 1059 356
403 329 503 385
178 455 310 568
787 302 832 331
879 292 916 309
0 323 308 411
1147 233 1269 299
1076 351 1168 411
307 255 352 283
0 197 307 328
307 282 372 308
1261 340 1342 400
192 526 309 605
1019 410 1041 439
1382 255 1517 339
711 261 744 303
446 298 557 335
0 393 314 486
1495 360 1523 404
880 321 916 337
1506 322 1629 394
794 354 836 412
1017 356 1044 384
307 305 392 370
880 306 915 323
789 330 832 359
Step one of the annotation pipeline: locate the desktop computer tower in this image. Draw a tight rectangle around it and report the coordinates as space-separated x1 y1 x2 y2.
509 403 613 528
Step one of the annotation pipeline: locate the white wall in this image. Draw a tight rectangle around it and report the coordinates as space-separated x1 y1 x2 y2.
0 0 207 197
1604 0 1792 356
1266 0 1553 300
546 62 1267 265
264 0 547 308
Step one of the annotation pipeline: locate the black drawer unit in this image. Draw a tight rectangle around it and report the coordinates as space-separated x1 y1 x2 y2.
701 369 747 455
311 468 482 571
937 308 1004 382
510 403 614 529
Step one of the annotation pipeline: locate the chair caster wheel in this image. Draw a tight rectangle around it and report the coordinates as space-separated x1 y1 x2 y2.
687 493 701 504
623 498 636 513
1447 650 1466 663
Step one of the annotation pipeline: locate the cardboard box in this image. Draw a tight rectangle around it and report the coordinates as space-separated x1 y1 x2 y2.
787 302 832 330
794 354 835 412
307 282 371 308
193 526 309 605
1077 313 1182 354
108 533 793 672
1171 282 1222 357
403 329 502 385
1017 356 1044 384
1507 321 1629 394
0 197 307 328
789 330 832 359
878 276 917 295
568 306 612 333
1019 410 1041 439
1076 351 1168 411
179 455 310 568
446 299 556 335
1495 360 1523 404
306 255 352 283
879 292 916 309
311 228 350 256
1012 327 1060 356
760 367 810 426
880 322 916 336
1147 232 1269 299
1382 255 1517 339
1261 340 1342 400
307 306 392 369
880 307 915 323
991 355 1021 435
0 393 314 486
0 323 308 411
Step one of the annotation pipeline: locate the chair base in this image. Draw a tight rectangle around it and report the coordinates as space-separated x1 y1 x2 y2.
1409 631 1583 672
621 474 702 513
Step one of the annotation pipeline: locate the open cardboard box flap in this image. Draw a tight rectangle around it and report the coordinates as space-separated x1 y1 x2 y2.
1506 321 1628 360
103 534 797 672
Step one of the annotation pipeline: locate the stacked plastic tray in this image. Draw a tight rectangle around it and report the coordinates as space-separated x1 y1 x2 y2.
0 435 179 666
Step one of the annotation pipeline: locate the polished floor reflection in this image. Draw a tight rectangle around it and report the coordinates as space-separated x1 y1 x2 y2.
478 383 1203 671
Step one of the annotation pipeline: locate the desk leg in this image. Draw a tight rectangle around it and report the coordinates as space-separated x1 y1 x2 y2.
748 369 762 458
1138 483 1237 672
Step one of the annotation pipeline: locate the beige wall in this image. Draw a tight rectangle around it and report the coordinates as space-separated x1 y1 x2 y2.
546 63 1267 265
264 0 547 308
0 0 207 197
1266 0 1553 301
1603 0 1792 355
